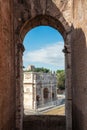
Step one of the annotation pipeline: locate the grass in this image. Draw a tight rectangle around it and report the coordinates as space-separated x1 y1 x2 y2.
43 105 65 115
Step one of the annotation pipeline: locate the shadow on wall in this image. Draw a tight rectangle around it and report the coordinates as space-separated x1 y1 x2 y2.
71 28 87 130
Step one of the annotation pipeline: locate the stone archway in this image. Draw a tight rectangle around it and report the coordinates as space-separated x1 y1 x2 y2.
14 1 72 130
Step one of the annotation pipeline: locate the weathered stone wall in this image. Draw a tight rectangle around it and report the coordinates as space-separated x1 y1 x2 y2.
0 1 16 130
23 115 66 130
71 1 87 130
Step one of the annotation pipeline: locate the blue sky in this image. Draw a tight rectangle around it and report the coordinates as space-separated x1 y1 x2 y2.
23 26 65 71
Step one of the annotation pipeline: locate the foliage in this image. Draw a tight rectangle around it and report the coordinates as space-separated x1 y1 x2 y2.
24 67 50 73
34 67 50 73
56 70 65 90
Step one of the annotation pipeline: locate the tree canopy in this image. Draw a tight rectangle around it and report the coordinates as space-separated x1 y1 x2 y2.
24 67 50 73
34 67 50 73
56 70 65 90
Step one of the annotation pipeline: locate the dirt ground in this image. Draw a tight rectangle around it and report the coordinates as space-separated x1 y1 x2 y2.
43 105 65 115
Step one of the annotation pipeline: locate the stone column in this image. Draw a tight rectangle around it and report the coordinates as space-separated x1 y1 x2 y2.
63 33 72 130
33 82 37 110
32 74 36 109
41 87 44 105
16 43 25 130
50 83 52 102
32 85 34 109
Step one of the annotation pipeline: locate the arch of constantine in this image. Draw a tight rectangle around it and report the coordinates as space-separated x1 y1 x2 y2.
23 67 57 111
0 0 87 130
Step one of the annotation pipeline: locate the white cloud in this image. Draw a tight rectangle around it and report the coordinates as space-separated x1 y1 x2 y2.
23 42 65 69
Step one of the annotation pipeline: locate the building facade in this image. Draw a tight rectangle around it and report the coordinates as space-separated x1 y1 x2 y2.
23 71 57 110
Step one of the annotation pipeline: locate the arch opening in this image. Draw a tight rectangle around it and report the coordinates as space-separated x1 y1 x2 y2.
23 25 65 116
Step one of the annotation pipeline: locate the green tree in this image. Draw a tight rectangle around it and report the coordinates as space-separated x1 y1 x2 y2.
24 67 50 73
34 67 50 73
56 70 65 90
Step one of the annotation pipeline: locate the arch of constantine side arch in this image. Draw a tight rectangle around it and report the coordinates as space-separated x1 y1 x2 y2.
0 0 87 130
